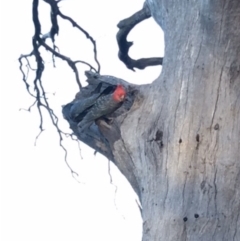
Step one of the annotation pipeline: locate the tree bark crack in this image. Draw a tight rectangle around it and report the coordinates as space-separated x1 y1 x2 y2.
213 168 218 215
163 126 170 210
182 172 188 210
210 63 225 130
121 138 136 169
233 209 240 240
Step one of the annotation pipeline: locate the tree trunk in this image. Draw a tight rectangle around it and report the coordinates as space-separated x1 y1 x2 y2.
61 0 240 240
115 0 240 240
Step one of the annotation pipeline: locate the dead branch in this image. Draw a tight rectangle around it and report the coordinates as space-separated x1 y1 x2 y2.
116 2 163 71
19 1 148 191
19 0 101 174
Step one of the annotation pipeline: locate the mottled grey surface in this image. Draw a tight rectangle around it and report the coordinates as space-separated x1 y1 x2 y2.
63 1 240 240
117 0 240 240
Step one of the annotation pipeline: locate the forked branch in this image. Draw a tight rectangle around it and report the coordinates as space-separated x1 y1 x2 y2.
19 0 101 174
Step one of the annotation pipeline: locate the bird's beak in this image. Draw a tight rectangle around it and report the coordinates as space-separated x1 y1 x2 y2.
120 95 125 101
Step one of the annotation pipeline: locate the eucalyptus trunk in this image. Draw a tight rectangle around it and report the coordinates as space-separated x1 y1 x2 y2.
115 0 240 240
61 0 240 240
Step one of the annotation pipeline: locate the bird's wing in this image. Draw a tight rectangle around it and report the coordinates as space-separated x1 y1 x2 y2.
78 94 122 131
70 85 117 120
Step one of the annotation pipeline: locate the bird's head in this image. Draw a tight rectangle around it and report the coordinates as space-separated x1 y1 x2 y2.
112 85 126 102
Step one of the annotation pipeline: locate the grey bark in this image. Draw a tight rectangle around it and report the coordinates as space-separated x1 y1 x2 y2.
63 0 240 240
131 0 240 240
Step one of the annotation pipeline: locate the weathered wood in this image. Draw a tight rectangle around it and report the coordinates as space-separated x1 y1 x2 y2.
122 0 240 240
62 1 240 240
62 71 142 196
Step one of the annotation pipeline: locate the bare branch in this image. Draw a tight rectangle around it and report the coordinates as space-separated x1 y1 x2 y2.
43 0 101 73
19 100 37 112
18 0 84 174
18 53 35 97
75 60 97 73
38 39 82 90
116 2 163 71
19 0 104 175
57 11 101 73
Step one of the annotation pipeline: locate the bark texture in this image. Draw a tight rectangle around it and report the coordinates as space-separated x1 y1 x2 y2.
63 0 240 240
127 0 240 240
